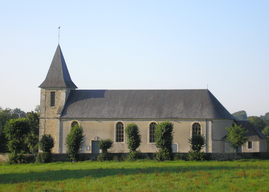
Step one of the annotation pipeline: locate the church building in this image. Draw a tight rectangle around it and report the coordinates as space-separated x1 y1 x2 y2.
39 45 267 154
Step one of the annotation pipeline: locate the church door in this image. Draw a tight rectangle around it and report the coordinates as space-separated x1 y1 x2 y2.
91 141 100 153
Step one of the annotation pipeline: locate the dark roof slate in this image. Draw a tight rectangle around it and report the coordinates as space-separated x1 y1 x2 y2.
39 45 77 88
235 120 267 140
61 89 234 119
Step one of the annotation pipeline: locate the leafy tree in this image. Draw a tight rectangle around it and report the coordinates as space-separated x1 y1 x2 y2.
265 112 269 120
25 132 39 154
13 108 26 118
24 112 39 154
66 125 84 162
97 139 113 154
37 134 54 163
4 118 30 155
155 121 173 161
232 110 247 120
247 116 266 132
0 107 18 152
125 123 141 152
4 118 30 163
225 123 249 159
267 136 269 152
34 105 40 114
262 126 269 136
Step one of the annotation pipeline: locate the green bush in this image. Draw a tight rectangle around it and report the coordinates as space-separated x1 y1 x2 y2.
37 134 54 163
39 134 54 153
155 121 174 161
173 153 186 161
155 148 171 161
189 134 206 152
36 152 52 163
97 153 113 162
187 151 206 161
266 136 269 152
97 139 113 154
127 151 141 161
4 118 30 163
66 125 84 162
188 134 206 161
8 153 24 164
125 123 141 152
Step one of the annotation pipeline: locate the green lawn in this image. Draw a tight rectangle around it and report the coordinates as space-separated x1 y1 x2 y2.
0 159 269 191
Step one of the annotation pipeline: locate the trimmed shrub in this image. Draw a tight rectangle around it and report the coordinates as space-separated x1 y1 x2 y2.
125 123 141 152
36 152 52 163
188 134 206 161
66 125 84 162
37 134 54 163
97 139 113 154
127 151 141 161
155 148 171 161
189 134 206 152
97 153 113 162
40 134 54 153
155 121 174 161
187 151 206 161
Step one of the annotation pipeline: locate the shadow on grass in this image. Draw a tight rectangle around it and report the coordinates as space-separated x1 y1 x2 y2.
0 161 267 184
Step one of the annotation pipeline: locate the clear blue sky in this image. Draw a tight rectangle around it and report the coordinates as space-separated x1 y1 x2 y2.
0 1 268 116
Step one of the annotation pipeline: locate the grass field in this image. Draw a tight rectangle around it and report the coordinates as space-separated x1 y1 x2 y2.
0 159 269 191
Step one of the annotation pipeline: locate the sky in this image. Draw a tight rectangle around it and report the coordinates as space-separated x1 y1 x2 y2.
0 1 268 116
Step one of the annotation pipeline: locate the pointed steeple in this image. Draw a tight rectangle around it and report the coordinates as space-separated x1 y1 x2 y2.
39 45 77 89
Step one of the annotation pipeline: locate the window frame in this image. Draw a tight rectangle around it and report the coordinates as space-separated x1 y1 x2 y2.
50 91 55 107
149 122 157 143
115 121 125 143
190 122 202 137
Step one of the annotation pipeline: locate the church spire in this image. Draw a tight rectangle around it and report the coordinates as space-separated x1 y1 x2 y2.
39 45 77 89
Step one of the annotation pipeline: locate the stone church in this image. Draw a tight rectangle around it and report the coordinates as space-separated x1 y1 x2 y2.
39 45 267 154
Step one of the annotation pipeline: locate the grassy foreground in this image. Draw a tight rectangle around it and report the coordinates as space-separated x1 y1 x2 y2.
0 159 269 192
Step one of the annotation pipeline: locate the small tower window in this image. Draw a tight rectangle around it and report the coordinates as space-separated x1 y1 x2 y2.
149 122 156 143
50 92 55 107
116 122 124 142
192 122 201 135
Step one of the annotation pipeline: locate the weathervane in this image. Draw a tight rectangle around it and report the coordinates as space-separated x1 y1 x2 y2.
58 26 61 44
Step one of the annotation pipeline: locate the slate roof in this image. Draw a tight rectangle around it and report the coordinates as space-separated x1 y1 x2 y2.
61 89 234 119
39 45 77 88
235 120 267 140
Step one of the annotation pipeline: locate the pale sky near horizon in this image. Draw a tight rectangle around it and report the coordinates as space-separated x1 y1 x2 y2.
0 1 268 117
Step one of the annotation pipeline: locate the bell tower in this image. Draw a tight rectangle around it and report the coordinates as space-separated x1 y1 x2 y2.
39 45 77 153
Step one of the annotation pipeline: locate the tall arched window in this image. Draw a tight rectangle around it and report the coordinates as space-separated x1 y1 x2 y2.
192 122 201 135
116 122 124 142
149 122 156 143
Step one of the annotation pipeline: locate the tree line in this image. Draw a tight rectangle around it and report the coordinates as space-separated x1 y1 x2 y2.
0 106 40 154
232 110 269 136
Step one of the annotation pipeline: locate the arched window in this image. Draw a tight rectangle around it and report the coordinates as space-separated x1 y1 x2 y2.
71 121 78 128
192 122 201 135
149 122 156 143
116 122 124 142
